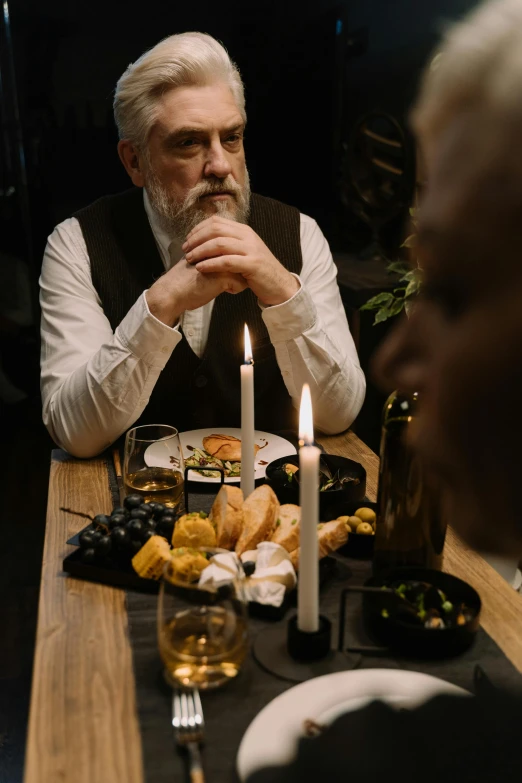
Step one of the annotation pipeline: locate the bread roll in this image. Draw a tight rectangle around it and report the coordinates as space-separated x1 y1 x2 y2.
270 504 301 553
210 485 244 549
289 519 349 570
235 484 280 555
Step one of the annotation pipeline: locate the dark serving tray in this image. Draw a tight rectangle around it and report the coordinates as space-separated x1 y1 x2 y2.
63 536 339 620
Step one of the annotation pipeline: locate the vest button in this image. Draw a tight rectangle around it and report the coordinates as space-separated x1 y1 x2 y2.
195 375 208 388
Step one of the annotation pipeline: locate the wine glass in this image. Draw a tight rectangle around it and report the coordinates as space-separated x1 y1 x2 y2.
157 550 249 689
123 424 184 510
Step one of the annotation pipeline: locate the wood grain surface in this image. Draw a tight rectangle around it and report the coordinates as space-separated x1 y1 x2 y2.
443 527 522 673
24 451 144 783
25 432 522 782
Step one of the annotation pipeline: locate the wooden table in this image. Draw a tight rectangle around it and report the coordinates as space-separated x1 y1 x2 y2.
24 432 522 783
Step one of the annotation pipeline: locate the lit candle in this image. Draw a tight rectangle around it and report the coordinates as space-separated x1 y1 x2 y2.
297 384 320 633
240 324 255 498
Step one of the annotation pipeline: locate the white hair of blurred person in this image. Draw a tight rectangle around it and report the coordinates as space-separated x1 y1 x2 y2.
113 32 246 149
412 0 522 165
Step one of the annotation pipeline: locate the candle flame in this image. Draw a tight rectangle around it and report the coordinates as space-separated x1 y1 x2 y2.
244 324 253 364
299 384 314 447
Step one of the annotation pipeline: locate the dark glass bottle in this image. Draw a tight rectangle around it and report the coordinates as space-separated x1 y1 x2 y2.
373 391 446 574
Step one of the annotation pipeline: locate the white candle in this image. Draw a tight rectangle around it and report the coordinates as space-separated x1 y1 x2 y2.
240 324 255 498
297 384 320 633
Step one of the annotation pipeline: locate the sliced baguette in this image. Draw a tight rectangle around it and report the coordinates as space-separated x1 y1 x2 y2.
209 485 244 550
270 504 301 553
289 519 349 570
235 484 280 555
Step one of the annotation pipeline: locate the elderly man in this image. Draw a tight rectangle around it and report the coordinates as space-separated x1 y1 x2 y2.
39 33 365 458
250 0 522 781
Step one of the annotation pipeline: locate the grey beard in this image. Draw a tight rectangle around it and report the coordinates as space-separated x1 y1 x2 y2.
145 169 251 242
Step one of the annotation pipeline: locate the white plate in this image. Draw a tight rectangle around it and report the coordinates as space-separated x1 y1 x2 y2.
145 428 296 484
236 668 469 781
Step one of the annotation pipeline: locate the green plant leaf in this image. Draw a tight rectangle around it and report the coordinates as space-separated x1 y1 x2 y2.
386 260 410 276
401 234 417 249
400 269 416 282
409 207 417 217
373 296 406 324
360 291 394 311
405 277 421 298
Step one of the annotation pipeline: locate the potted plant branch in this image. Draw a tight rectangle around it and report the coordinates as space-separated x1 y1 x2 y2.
360 208 422 324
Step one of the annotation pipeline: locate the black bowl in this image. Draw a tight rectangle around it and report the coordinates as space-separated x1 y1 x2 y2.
265 453 366 519
337 500 377 559
362 567 481 658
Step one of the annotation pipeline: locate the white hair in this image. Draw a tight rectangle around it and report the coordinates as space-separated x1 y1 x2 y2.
412 0 522 149
113 32 246 148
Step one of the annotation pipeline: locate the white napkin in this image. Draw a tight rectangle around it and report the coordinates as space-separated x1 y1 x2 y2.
198 543 297 608
198 552 241 589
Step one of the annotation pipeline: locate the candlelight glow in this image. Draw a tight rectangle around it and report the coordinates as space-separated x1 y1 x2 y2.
244 324 253 364
299 384 314 447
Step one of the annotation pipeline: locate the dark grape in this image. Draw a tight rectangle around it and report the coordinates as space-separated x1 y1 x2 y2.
152 503 166 519
130 508 149 521
141 529 156 544
109 514 126 529
111 526 130 548
143 518 157 532
124 494 143 511
156 519 174 540
111 506 127 518
81 548 96 564
130 539 143 554
91 531 103 545
160 513 176 526
138 503 154 518
93 514 111 528
95 536 112 557
79 531 95 550
127 519 144 540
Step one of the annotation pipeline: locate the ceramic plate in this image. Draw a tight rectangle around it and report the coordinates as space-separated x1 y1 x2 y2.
236 668 469 781
145 428 296 483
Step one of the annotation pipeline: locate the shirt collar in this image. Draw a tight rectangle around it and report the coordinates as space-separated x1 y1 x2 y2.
142 188 184 268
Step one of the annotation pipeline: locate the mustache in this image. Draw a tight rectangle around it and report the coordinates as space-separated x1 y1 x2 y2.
181 176 242 210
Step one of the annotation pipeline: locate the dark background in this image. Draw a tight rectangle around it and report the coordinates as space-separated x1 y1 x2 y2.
0 1 479 779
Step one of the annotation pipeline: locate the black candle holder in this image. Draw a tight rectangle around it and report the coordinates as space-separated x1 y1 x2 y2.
253 611 361 683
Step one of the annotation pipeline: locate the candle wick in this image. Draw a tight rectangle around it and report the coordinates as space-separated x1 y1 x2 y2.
244 358 254 366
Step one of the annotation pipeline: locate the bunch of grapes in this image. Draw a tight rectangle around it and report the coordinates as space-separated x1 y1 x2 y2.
77 495 178 566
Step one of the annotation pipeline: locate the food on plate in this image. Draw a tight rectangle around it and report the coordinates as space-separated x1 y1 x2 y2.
354 507 376 525
235 484 280 555
356 522 374 535
132 534 172 579
203 433 260 462
186 445 242 478
270 504 301 553
289 519 349 570
172 511 217 549
382 580 475 629
209 485 244 549
170 547 209 583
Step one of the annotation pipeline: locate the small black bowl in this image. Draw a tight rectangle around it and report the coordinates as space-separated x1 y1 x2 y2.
337 500 377 559
362 567 481 658
265 453 366 519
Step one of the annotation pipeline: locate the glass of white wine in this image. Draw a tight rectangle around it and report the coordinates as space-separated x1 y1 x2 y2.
158 551 249 690
123 424 184 510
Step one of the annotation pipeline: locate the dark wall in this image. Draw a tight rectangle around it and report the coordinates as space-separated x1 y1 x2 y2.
10 0 480 259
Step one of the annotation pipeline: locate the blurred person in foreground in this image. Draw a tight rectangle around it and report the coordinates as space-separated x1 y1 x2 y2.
39 33 365 458
249 0 522 780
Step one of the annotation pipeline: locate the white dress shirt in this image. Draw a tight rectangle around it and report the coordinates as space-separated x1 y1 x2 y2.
40 192 365 457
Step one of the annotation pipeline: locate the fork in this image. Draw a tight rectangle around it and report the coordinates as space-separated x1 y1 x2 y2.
172 689 206 783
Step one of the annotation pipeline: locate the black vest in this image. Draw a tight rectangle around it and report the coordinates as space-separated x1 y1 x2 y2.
75 189 303 432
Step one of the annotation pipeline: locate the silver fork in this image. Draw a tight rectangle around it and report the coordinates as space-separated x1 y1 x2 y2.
172 689 206 783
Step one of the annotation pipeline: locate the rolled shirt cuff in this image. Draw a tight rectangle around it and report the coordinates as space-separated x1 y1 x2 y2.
115 291 182 368
260 275 317 341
